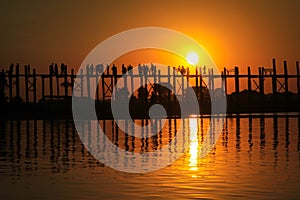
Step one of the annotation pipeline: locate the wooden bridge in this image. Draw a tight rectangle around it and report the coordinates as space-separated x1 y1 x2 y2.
0 58 299 104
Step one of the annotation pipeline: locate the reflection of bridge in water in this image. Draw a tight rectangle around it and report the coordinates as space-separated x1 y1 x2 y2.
0 115 299 175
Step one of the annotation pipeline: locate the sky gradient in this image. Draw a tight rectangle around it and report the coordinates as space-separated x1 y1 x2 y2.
0 0 299 73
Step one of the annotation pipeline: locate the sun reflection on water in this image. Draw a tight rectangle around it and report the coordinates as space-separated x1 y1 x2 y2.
188 118 199 172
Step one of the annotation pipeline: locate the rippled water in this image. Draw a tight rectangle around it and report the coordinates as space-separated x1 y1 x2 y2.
0 114 300 199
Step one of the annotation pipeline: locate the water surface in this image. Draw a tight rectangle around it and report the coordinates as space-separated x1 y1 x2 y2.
0 114 300 199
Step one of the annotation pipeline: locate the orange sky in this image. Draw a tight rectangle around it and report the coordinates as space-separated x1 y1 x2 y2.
0 0 299 74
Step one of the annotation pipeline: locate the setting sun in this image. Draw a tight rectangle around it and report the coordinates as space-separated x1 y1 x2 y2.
186 52 199 65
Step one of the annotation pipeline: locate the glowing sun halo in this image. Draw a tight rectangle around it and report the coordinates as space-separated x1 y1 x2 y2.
186 52 199 65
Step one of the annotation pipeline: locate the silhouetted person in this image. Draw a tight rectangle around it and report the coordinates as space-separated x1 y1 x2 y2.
49 63 54 75
89 64 93 75
150 91 157 104
86 64 90 75
96 64 104 74
137 85 149 103
27 64 31 74
151 63 156 75
128 65 133 75
138 64 143 76
106 64 110 75
143 64 149 76
122 64 127 74
54 63 59 76
180 66 186 75
9 64 13 72
112 64 117 76
61 63 67 75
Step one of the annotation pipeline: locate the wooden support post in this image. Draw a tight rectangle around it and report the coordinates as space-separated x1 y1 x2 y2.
49 65 53 98
172 67 176 101
296 61 300 102
153 67 157 94
259 67 264 95
140 70 143 87
144 67 148 87
221 71 224 96
272 58 277 94
181 69 184 100
0 69 5 103
158 70 161 103
234 66 239 93
167 66 171 103
124 73 128 99
71 69 75 96
64 65 68 97
15 64 20 98
247 66 251 91
186 67 190 88
95 70 99 101
211 69 214 98
111 74 115 101
8 67 12 102
101 71 105 103
223 67 227 95
42 76 45 100
130 71 134 98
56 70 60 97
208 68 212 93
80 69 84 98
247 66 252 103
25 65 29 103
195 67 199 100
33 69 37 103
86 67 91 98
284 60 289 94
199 67 203 105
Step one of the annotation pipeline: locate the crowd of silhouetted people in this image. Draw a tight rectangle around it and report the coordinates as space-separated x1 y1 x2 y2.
83 63 209 76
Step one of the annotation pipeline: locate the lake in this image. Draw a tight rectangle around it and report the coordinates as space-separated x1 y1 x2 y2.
0 114 300 199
